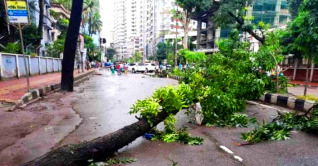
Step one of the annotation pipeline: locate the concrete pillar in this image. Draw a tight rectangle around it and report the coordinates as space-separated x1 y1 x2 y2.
274 0 282 27
28 56 31 76
196 20 201 49
293 58 298 80
52 58 55 72
16 55 20 78
38 57 41 75
46 58 48 73
0 53 3 80
310 61 314 82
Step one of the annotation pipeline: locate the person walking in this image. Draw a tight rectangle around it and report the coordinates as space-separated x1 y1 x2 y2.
124 63 128 75
117 63 121 75
110 64 115 75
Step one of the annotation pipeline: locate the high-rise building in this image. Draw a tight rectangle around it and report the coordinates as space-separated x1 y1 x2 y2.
144 0 198 58
113 0 126 60
113 0 198 60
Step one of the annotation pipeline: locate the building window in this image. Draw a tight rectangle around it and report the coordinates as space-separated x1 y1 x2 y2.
281 1 288 9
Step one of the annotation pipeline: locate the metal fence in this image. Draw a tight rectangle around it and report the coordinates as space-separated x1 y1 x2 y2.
0 52 62 80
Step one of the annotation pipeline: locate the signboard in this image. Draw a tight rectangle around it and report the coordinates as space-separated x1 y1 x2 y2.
6 0 29 24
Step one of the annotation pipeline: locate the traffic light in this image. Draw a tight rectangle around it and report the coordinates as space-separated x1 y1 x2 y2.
100 38 107 44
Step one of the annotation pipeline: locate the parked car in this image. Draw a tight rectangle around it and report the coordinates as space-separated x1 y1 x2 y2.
128 63 157 73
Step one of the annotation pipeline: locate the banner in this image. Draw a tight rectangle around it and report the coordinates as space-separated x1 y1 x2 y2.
6 0 29 24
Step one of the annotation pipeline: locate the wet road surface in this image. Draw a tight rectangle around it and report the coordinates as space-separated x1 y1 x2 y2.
59 70 179 146
1 69 318 165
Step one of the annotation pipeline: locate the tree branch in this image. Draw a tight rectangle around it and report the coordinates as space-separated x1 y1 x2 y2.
227 11 265 44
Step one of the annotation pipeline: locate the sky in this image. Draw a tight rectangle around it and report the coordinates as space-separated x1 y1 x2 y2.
99 0 114 46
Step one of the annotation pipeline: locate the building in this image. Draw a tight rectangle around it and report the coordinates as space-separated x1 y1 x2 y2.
113 0 199 60
192 0 290 52
28 0 54 56
144 0 198 58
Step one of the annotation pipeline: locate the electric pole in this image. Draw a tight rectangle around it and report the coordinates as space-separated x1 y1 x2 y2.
174 4 178 67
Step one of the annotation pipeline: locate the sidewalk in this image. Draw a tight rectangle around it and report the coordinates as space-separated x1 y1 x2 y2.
0 70 93 102
290 80 318 87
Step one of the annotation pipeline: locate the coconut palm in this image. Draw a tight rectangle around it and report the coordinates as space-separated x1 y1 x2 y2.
82 0 99 36
90 12 102 35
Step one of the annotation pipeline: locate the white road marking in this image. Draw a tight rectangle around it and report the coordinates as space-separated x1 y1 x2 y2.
219 145 234 154
234 155 243 162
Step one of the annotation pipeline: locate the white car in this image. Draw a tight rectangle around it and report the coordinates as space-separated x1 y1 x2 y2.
128 63 157 73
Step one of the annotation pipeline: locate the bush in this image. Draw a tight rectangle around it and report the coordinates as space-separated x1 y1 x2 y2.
3 43 21 54
296 95 318 103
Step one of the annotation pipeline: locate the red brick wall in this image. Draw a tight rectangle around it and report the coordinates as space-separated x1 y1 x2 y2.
283 69 318 82
313 69 318 82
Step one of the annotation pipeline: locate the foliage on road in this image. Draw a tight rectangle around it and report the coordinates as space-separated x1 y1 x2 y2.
129 84 204 145
88 158 137 166
242 106 318 143
178 30 280 126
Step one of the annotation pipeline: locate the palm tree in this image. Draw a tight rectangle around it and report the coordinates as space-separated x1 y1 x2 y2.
90 12 102 35
82 0 99 36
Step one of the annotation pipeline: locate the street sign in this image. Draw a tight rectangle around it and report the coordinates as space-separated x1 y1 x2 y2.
6 0 29 24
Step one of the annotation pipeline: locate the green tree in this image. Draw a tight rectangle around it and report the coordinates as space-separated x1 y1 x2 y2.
174 0 213 49
156 42 168 62
133 51 143 62
106 48 116 61
212 0 267 44
287 0 303 20
289 0 318 95
82 0 100 36
91 12 103 35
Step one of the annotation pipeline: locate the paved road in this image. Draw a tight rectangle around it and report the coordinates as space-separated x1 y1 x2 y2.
1 69 318 165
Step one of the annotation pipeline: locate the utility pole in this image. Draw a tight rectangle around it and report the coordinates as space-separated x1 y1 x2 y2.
174 5 178 68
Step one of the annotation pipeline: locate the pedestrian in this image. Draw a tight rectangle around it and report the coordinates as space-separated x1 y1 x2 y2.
124 63 128 75
179 63 182 70
111 64 115 75
117 63 121 75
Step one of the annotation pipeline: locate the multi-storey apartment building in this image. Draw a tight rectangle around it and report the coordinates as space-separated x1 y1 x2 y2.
193 0 290 52
113 0 199 60
113 0 126 60
144 0 198 58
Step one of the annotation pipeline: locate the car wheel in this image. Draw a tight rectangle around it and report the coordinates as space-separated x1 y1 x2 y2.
132 68 135 73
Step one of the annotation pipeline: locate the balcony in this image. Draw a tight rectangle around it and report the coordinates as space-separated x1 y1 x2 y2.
44 0 51 7
43 17 52 30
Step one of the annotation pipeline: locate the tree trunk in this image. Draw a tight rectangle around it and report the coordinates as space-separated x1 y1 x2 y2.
23 110 169 166
36 0 44 47
89 12 92 36
304 59 311 96
61 0 84 92
183 27 189 50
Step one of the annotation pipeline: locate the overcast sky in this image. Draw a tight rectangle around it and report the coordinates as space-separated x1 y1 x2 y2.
100 0 114 46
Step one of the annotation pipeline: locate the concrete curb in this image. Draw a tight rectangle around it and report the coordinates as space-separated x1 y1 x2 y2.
15 70 95 107
168 75 183 81
259 93 317 112
168 75 317 112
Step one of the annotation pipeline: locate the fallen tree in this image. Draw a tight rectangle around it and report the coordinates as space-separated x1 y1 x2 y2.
23 111 168 166
24 84 195 165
